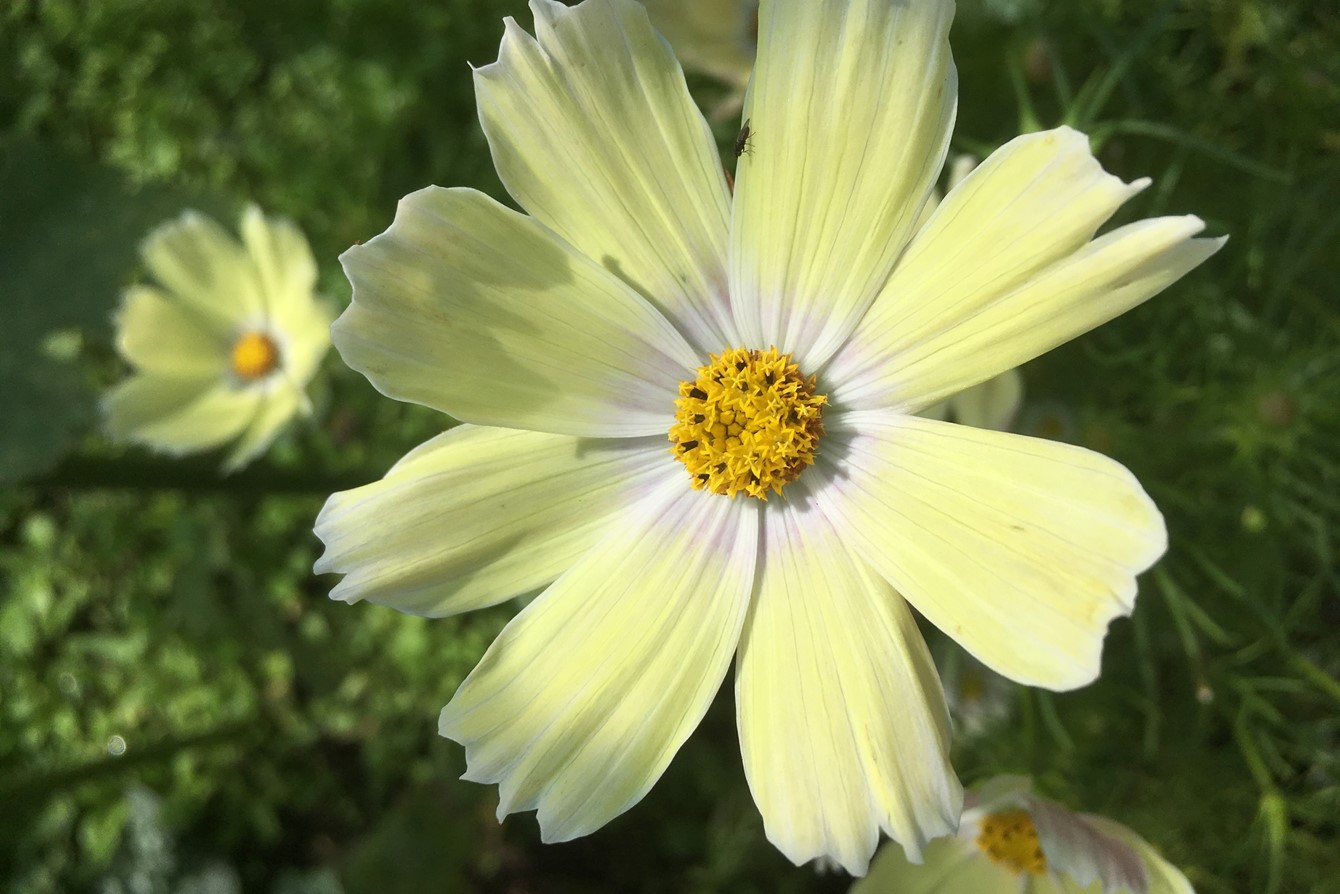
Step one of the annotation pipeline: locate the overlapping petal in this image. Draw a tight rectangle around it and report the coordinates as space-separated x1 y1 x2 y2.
439 483 758 842
820 412 1166 689
335 186 698 438
866 217 1224 412
115 285 230 378
736 496 960 874
826 127 1224 411
141 210 266 327
315 425 672 617
730 0 956 370
1029 799 1149 894
475 0 735 351
1084 815 1195 894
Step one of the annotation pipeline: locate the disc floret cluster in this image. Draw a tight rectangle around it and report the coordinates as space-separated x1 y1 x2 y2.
669 347 827 499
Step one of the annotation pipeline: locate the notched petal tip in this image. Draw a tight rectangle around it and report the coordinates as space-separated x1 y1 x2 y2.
435 487 756 847
474 15 533 84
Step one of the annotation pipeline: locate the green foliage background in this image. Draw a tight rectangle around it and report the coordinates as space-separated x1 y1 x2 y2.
1 0 1336 891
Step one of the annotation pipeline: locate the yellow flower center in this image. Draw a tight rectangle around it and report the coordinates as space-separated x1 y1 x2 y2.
976 809 1048 876
230 330 280 381
668 347 826 500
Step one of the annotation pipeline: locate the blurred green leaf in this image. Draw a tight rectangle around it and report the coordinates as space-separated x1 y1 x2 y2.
339 783 480 894
0 141 223 484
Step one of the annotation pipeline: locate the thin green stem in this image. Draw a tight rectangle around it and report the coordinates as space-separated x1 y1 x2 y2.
21 455 369 495
0 717 256 806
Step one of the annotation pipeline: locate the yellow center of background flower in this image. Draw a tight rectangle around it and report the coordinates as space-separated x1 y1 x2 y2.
230 331 280 381
669 347 826 500
976 809 1048 876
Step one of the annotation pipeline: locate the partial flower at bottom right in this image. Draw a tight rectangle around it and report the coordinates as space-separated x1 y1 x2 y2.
852 776 1194 894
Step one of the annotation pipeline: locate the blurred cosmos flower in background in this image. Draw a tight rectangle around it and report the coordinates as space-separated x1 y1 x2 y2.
103 206 333 472
936 645 1016 740
316 0 1223 874
851 776 1194 894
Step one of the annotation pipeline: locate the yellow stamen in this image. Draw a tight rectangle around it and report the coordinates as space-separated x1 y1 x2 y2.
668 347 826 500
230 330 280 381
976 809 1048 876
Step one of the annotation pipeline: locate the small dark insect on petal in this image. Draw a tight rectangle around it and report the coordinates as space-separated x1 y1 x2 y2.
734 118 754 159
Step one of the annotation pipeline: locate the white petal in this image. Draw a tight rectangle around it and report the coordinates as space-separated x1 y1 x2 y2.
1082 815 1195 894
1029 800 1149 894
140 210 265 327
237 205 318 320
114 285 229 377
336 186 699 437
439 482 758 841
315 425 673 617
827 127 1223 411
820 412 1165 690
736 497 960 874
475 0 735 350
103 376 261 456
872 219 1224 412
221 382 307 473
853 836 1016 894
964 774 1036 815
730 0 956 370
273 294 334 389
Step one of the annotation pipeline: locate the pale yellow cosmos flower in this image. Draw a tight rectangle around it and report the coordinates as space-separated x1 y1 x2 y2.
315 0 1224 875
852 776 1195 893
104 206 334 472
